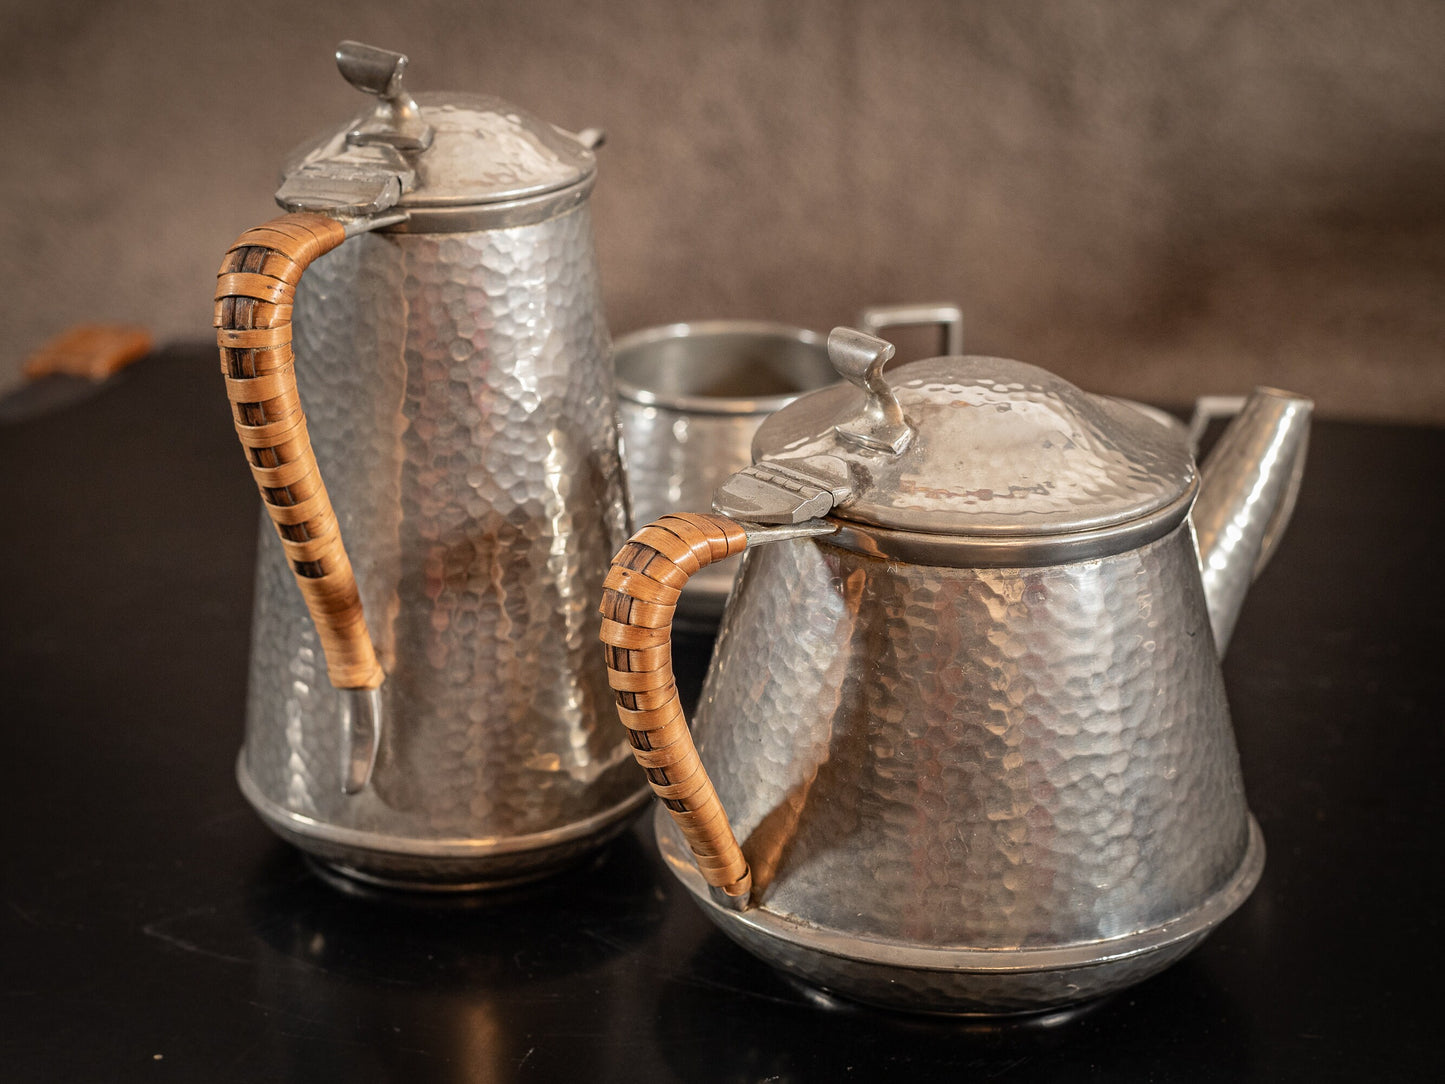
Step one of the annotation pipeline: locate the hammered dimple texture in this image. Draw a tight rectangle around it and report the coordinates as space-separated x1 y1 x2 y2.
755 356 1197 536
616 398 761 621
1193 391 1312 653
241 205 643 881
285 93 595 210
691 524 1252 949
405 94 593 205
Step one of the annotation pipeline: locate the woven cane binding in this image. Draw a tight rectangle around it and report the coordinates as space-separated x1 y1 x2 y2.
214 213 384 690
599 513 753 900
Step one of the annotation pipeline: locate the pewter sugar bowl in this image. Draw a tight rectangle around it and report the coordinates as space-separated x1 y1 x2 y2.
214 42 642 890
600 328 1311 1013
613 303 963 630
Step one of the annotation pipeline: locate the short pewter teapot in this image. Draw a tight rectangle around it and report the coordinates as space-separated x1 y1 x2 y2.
600 328 1310 1013
215 42 641 889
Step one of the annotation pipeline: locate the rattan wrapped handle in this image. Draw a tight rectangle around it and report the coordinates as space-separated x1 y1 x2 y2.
599 513 753 903
214 213 384 690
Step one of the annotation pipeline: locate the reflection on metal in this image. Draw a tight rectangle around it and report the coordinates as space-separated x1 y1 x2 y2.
828 328 913 454
613 320 836 628
239 42 641 890
278 40 598 229
713 457 852 525
342 211 409 238
339 686 383 795
614 304 962 628
573 128 607 150
743 349 1198 548
274 144 415 217
859 301 964 357
1187 394 1249 453
675 522 1259 1012
661 809 1266 1014
1192 388 1313 653
336 41 436 151
639 338 1310 1013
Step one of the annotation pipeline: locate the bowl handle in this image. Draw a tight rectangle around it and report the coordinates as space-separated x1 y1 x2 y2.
857 302 964 356
213 214 384 692
599 513 758 907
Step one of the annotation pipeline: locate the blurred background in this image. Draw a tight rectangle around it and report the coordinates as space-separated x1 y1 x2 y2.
2 0 1442 420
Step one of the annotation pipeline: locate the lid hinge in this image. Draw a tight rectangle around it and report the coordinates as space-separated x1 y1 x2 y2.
275 42 430 219
275 143 416 217
713 456 853 525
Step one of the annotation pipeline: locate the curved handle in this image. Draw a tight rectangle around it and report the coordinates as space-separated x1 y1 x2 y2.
599 513 755 906
857 302 964 356
1184 395 1248 455
213 213 384 691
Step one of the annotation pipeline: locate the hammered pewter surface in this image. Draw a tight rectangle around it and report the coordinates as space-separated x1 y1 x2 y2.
751 355 1197 537
613 323 838 625
240 205 643 881
690 522 1252 951
1193 389 1313 653
657 806 1264 1013
616 397 759 619
283 92 596 208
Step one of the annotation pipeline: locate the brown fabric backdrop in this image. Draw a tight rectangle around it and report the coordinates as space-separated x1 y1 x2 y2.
3 0 1442 420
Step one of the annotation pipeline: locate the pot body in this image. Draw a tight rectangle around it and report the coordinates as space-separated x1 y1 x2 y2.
664 520 1262 1011
239 204 646 888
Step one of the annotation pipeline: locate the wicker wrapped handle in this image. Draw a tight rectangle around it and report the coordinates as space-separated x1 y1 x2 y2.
213 213 384 690
599 513 754 903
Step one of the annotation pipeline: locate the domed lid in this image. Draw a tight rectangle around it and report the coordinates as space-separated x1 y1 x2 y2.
713 329 1196 556
276 42 596 222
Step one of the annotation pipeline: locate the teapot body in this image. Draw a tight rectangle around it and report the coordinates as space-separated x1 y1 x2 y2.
606 333 1305 1012
663 520 1262 1011
239 207 645 888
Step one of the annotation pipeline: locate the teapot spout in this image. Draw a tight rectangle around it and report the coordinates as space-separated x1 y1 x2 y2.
1191 388 1313 655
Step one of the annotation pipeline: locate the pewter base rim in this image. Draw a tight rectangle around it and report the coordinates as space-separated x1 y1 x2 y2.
303 855 595 895
657 806 1265 974
238 752 650 859
774 971 1119 1021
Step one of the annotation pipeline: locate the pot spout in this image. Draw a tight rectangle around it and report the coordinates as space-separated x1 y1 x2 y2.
1191 388 1313 655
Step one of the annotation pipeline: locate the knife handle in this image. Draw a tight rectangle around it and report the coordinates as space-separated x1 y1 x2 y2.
213 214 383 691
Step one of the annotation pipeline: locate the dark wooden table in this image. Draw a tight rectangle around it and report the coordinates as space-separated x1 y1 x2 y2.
2 348 1441 1082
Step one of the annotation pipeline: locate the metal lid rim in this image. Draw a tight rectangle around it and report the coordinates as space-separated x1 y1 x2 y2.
821 479 1199 567
614 321 832 415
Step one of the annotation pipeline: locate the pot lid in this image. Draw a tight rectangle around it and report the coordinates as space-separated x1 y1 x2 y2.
714 328 1195 540
276 42 596 217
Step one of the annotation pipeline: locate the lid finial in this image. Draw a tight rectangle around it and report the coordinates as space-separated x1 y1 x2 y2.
336 41 435 152
829 328 913 455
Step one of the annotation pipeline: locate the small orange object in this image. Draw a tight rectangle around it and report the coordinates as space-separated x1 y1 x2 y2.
24 324 152 382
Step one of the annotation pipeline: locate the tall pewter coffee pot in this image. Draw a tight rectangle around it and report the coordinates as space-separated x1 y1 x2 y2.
601 328 1311 1012
215 42 642 890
